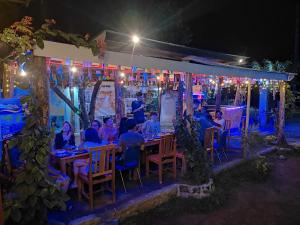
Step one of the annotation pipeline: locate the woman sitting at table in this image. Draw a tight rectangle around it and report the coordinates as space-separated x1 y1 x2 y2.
54 121 75 149
71 128 101 188
142 112 160 137
91 119 102 133
99 117 118 142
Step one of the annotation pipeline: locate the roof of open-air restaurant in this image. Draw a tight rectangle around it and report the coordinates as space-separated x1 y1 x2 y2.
34 30 296 81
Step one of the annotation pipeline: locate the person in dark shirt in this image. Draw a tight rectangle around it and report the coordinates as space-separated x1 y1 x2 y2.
54 121 75 149
131 92 145 124
118 117 128 137
119 119 145 152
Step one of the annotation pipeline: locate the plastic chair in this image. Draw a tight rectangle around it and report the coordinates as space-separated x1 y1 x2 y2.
116 146 143 193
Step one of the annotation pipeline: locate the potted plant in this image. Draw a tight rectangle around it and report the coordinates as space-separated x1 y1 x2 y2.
175 116 214 199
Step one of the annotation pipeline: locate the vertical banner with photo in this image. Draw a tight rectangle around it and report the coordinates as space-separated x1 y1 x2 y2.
160 91 177 132
94 81 116 119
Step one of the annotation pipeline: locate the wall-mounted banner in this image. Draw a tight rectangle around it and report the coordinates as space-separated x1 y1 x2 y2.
94 81 116 118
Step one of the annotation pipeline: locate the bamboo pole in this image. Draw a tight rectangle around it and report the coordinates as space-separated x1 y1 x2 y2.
244 81 251 158
277 81 287 145
184 73 193 117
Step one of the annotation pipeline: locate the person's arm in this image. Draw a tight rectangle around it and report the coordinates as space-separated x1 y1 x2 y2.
69 134 75 146
54 133 62 149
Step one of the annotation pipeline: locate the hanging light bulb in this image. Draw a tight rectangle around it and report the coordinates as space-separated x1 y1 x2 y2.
120 72 125 77
20 69 27 77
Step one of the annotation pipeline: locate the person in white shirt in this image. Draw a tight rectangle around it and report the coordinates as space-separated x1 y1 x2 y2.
214 110 225 131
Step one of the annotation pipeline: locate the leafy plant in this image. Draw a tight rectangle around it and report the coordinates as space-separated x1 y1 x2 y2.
0 16 98 63
175 117 211 184
4 95 69 225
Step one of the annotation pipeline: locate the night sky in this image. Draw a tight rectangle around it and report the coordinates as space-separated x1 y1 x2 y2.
0 0 298 61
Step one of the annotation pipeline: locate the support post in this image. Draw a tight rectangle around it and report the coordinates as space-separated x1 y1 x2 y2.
259 87 268 127
176 80 184 120
184 73 193 117
215 77 222 110
277 81 287 145
234 83 241 106
114 70 124 124
30 56 49 126
244 81 251 158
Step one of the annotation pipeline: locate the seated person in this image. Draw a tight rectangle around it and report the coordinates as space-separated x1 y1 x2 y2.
132 92 146 124
142 112 160 136
119 119 145 153
48 166 70 193
99 117 118 143
91 119 102 133
72 128 101 188
118 117 128 137
54 121 75 149
214 110 225 131
197 113 214 144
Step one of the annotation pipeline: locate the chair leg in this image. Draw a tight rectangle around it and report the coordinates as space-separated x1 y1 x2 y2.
215 149 222 163
222 149 228 160
112 178 116 203
136 168 143 188
77 179 82 201
158 163 163 184
119 170 127 193
146 158 150 177
173 159 177 180
89 182 93 209
181 157 186 176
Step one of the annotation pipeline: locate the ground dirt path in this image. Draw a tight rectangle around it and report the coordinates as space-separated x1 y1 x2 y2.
156 157 300 225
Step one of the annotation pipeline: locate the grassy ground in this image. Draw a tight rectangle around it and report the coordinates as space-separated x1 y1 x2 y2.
121 148 300 225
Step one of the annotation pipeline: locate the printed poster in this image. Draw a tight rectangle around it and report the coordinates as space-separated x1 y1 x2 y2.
94 81 116 118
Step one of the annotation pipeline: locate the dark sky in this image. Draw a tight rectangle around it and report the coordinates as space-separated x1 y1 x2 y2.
0 0 298 61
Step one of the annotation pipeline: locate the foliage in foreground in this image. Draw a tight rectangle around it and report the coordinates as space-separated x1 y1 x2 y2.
121 157 272 225
4 95 69 225
175 117 211 184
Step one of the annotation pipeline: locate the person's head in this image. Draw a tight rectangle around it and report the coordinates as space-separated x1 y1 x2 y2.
126 119 137 131
103 117 113 127
150 112 158 121
119 117 128 127
85 128 101 143
136 92 143 101
62 121 72 134
91 120 101 131
193 99 200 110
216 110 223 119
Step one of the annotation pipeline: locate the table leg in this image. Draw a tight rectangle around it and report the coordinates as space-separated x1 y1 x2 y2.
60 159 67 175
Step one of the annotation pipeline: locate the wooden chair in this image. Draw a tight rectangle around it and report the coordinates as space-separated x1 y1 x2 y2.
146 134 176 184
176 151 186 175
204 127 221 163
77 145 116 209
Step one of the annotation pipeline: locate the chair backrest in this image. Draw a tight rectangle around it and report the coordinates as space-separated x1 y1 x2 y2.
87 144 116 178
204 127 215 150
225 120 232 130
159 134 176 158
123 146 141 167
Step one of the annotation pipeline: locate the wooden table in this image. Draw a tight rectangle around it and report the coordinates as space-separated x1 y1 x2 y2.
51 134 174 175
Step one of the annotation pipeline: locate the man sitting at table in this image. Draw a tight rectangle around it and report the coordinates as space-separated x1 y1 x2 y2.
214 110 227 150
99 117 118 143
142 112 160 137
71 128 101 188
119 119 145 153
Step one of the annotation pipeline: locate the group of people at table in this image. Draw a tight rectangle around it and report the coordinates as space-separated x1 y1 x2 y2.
50 92 228 194
51 92 160 191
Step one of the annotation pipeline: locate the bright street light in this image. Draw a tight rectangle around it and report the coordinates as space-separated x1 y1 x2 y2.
70 66 77 73
132 35 140 44
20 70 27 77
238 58 244 63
